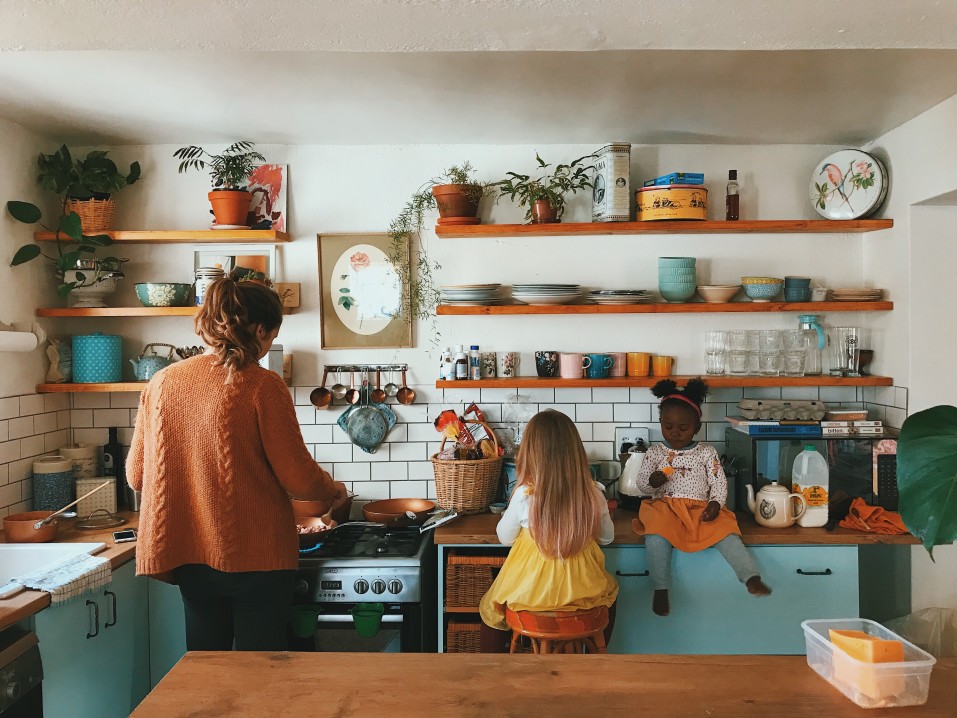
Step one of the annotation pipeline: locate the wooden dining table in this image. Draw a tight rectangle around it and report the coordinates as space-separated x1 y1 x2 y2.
132 652 957 717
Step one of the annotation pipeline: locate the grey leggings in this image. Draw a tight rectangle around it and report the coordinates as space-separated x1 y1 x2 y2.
645 534 759 590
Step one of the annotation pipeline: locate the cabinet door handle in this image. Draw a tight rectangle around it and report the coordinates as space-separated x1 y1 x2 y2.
615 570 650 578
86 599 100 639
796 568 832 576
104 590 117 628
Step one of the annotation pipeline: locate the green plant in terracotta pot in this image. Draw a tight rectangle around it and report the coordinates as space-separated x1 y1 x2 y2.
174 141 265 226
494 152 597 223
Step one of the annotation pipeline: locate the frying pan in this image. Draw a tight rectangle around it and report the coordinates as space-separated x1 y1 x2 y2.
297 516 336 547
361 498 437 526
338 384 396 454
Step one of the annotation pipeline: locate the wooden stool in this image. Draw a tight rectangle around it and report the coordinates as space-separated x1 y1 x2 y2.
505 605 608 654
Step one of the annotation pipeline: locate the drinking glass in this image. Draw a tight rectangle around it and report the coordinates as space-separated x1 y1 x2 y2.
746 330 761 375
758 352 782 376
705 352 726 375
705 331 728 354
783 351 806 376
784 329 808 352
728 351 748 375
729 330 749 351
758 330 784 353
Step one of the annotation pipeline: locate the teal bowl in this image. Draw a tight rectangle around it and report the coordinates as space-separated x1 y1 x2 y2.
658 257 697 268
743 282 783 301
659 284 697 302
658 268 697 279
135 283 192 307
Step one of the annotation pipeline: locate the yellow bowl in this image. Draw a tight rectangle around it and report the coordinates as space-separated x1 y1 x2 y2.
741 276 784 285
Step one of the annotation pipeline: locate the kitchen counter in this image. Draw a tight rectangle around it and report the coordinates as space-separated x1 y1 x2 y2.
0 511 140 631
133 652 957 717
435 511 921 545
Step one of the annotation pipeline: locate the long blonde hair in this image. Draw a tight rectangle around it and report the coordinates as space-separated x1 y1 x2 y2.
516 410 605 558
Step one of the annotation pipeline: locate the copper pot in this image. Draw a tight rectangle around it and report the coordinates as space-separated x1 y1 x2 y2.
361 498 436 526
4 511 59 543
297 516 336 547
291 494 353 525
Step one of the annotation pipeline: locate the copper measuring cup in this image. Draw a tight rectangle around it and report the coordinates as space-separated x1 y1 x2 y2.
310 370 332 409
371 368 387 403
396 370 416 405
344 371 360 405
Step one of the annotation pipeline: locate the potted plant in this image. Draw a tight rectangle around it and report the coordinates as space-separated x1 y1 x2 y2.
494 152 597 223
896 405 957 556
7 200 126 300
387 162 493 324
173 141 265 226
36 145 141 233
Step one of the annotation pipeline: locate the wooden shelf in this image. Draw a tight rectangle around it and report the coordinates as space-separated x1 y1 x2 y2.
38 383 146 393
34 229 290 244
435 219 893 238
438 301 893 315
37 307 198 317
436 375 893 389
443 607 480 614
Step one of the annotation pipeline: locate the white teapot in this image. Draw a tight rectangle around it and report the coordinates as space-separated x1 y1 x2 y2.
745 483 807 528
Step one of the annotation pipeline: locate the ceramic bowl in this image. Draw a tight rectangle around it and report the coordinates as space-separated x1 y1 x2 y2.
489 502 507 514
784 276 812 287
741 276 784 285
659 284 697 302
135 283 192 307
697 285 741 303
658 257 697 268
743 282 783 301
657 268 697 279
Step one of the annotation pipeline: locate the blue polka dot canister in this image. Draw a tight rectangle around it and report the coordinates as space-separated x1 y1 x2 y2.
72 333 123 383
32 455 75 511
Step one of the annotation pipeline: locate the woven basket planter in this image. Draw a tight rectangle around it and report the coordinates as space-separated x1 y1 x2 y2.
431 420 502 514
64 198 115 234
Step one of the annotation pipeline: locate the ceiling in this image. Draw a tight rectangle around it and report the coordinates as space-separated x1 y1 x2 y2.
0 1 955 146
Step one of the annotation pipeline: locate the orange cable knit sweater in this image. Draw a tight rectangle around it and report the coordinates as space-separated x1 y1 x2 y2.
126 354 336 582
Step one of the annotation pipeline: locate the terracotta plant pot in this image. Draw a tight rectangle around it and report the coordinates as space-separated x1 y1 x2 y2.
531 199 559 224
432 184 481 226
207 189 251 226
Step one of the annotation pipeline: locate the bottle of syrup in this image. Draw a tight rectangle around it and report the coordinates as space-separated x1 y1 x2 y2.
726 170 740 221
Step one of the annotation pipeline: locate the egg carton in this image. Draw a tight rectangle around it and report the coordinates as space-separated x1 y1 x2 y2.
738 399 826 421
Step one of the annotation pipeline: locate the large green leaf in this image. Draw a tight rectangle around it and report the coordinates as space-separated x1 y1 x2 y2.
58 212 82 241
10 244 41 265
898 405 957 557
7 201 41 224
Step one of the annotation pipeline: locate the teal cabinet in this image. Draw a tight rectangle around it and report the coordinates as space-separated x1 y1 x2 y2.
33 561 150 718
604 545 859 654
147 578 186 688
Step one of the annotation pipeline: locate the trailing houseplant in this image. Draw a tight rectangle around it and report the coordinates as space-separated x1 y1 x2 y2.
896 405 957 557
173 141 265 226
494 152 597 223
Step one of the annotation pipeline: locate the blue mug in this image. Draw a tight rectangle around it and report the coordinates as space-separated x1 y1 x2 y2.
584 353 614 379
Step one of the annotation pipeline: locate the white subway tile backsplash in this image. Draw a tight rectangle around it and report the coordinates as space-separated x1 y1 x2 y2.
93 409 131 427
515 388 555 403
539 404 575 419
331 425 352 443
707 387 744 403
8 417 33 440
295 406 317 425
300 424 333 444
313 408 343 425
408 461 434 481
700 403 727 422
575 424 593 442
355 482 391 500
20 435 45 459
885 406 907 429
389 442 429 462
582 441 614 461
332 462 371 482
372 462 408 481
391 480 428 499
555 388 591 403
895 387 909 410
73 394 111 409
0 464 6 486
0 484 20 509
481 388 518 403
706 423 729 442
592 388 630 403
613 403 649 422
592 423 618 442
742 387 782 400
9 458 31 483
862 387 877 403
313 444 354 463
42 394 69 413
629 387 656 404
383 425 409 443
477 404 502 422
0 398 18 421
294 387 317 405
351 447 391 462
0 421 7 443
392 404 429 423
407 423 436 443
441 387 483 404
44 430 69 453
110 393 141 409
780 387 821 401
71 410 93 428
73 428 109 445
57 410 70 430
18 395 45 416
33 412 58 434
819 387 859 403
576 404 614 423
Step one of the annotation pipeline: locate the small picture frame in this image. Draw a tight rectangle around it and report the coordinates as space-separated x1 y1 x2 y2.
317 233 411 349
193 244 278 282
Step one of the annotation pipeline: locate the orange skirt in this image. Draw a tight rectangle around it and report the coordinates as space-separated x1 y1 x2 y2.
633 497 741 553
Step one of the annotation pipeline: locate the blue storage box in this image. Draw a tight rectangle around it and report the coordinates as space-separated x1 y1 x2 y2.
72 333 123 383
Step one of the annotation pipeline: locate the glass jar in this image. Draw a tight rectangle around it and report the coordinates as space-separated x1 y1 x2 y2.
194 266 226 306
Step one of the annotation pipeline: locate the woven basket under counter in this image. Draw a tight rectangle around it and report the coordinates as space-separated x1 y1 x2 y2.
431 419 502 515
446 621 483 653
64 198 115 233
445 552 507 608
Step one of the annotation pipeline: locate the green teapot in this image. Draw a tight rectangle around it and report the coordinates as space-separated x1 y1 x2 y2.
130 343 176 381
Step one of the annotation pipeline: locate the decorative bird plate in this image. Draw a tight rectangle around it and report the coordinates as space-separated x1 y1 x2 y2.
809 149 888 220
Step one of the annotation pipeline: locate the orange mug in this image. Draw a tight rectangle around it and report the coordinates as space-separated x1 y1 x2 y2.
651 355 674 377
627 352 651 376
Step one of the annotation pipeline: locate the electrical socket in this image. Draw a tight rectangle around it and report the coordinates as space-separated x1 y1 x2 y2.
615 427 650 452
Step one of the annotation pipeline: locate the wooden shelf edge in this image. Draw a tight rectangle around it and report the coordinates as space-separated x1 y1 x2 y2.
38 383 146 393
35 229 290 244
444 607 480 613
436 219 894 238
37 307 198 317
436 375 894 389
437 301 893 315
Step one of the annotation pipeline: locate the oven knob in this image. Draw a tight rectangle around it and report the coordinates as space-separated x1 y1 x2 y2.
294 578 309 596
388 580 403 595
4 681 20 700
371 579 386 595
354 579 369 595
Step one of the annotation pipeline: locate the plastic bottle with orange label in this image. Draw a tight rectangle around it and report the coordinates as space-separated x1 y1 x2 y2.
792 445 829 527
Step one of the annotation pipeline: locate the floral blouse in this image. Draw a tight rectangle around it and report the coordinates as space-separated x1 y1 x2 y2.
635 442 728 505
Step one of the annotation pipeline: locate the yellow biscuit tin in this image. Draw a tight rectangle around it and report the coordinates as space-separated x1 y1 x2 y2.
635 184 708 221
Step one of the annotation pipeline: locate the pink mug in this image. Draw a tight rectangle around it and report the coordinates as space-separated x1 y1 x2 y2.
559 352 592 379
608 352 627 377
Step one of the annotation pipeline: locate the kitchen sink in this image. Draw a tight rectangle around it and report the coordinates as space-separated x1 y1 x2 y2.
0 543 106 599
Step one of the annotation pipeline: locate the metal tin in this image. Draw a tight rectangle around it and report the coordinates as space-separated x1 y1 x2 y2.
59 443 98 479
194 266 226 306
592 142 632 222
72 333 123 383
32 455 74 511
635 184 708 221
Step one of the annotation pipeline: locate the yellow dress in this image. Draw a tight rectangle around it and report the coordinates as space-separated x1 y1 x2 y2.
479 529 619 631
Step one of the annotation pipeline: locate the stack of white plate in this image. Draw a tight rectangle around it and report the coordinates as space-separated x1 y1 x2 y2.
829 288 883 302
511 283 581 306
587 289 654 305
440 284 505 305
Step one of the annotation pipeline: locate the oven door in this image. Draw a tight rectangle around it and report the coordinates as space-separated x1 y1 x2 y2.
303 603 420 653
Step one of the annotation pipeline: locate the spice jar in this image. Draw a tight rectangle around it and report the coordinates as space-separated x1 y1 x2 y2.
194 266 226 306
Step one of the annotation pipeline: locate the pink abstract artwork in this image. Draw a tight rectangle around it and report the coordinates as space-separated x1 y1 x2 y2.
246 164 287 231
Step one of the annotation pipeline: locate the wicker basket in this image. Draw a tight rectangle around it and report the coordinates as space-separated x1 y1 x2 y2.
431 419 503 514
446 552 506 608
64 198 116 233
446 621 483 653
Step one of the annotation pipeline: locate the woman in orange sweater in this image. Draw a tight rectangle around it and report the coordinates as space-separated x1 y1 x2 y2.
127 275 346 651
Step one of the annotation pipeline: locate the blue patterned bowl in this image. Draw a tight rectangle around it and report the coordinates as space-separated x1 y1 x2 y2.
743 282 783 301
135 283 192 307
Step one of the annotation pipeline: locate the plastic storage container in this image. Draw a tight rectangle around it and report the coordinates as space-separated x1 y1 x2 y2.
72 333 123 383
802 618 936 709
792 445 829 527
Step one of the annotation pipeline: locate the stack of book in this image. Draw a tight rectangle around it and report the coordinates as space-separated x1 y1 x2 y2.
725 416 884 437
820 420 883 436
642 171 705 187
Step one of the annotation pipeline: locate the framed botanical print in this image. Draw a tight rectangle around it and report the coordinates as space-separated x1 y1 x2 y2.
317 233 411 349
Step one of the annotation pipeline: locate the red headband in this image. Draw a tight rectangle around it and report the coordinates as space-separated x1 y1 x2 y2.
662 394 702 416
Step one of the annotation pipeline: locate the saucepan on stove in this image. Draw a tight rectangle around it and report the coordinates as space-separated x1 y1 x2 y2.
297 516 337 547
290 491 355 525
361 498 437 527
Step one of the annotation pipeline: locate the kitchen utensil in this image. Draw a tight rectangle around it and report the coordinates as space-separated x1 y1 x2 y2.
361 498 437 526
74 509 126 530
418 508 459 532
371 368 387 403
34 481 112 529
130 343 177 381
345 376 390 453
3 511 59 542
745 483 807 528
310 370 332 409
344 371 360 405
396 370 416 405
331 370 348 400
291 491 355 524
297 516 337 547
383 369 399 397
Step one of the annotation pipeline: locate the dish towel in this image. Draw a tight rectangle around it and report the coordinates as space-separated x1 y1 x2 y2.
12 553 112 604
838 497 909 535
